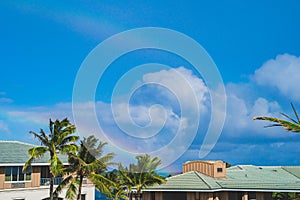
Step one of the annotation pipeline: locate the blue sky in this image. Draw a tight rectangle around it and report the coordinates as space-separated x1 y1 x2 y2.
1 0 300 172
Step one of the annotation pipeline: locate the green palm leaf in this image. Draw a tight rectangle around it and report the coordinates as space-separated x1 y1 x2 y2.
119 154 166 197
57 135 115 200
65 177 79 200
25 118 79 200
253 103 300 132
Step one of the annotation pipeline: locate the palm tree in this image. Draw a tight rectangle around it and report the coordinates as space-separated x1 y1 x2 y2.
54 135 115 200
104 169 128 200
23 118 79 200
253 103 300 132
119 154 166 200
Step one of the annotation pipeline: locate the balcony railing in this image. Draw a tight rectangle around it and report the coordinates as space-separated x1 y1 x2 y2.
40 177 63 186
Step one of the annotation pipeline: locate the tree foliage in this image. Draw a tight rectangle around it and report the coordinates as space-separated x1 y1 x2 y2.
24 118 78 200
54 135 115 200
119 154 166 199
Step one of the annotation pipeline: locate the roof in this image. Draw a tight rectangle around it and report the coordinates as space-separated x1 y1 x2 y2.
144 165 300 192
0 140 68 166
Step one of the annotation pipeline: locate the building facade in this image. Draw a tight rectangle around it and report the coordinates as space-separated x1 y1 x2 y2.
142 160 300 200
0 141 95 200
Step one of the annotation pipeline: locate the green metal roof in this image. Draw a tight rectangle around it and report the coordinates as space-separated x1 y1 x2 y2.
283 166 300 179
146 171 219 190
0 140 68 165
144 165 300 192
219 165 300 190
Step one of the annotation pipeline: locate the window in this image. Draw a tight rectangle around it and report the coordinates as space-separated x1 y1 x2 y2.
217 167 223 173
41 166 50 178
81 194 86 200
5 166 31 182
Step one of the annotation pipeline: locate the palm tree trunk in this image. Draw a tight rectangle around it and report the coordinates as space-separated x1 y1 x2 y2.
50 173 54 200
76 175 84 200
137 189 142 200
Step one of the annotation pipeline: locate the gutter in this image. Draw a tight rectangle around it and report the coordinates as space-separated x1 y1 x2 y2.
0 163 69 166
142 188 300 193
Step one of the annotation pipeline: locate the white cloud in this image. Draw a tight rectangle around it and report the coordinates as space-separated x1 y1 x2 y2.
223 84 284 139
7 103 74 125
142 67 209 113
4 67 209 168
253 54 300 102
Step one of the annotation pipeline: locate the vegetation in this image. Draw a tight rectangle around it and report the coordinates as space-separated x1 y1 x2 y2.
23 118 78 200
54 135 115 200
104 169 128 200
253 103 300 132
24 118 167 200
119 154 166 200
272 192 300 200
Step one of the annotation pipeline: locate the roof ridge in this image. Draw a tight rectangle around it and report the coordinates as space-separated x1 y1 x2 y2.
0 140 36 146
166 170 194 180
282 167 300 179
194 171 213 190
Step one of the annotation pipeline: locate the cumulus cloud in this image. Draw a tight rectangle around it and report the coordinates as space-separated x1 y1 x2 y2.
142 67 209 113
99 67 210 168
223 84 285 140
3 61 300 168
5 67 211 168
253 54 300 102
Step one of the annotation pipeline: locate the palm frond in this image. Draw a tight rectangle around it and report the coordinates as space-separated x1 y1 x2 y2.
30 131 49 146
65 177 79 200
280 112 298 124
23 146 48 172
253 103 300 133
89 173 113 197
291 102 300 123
60 136 80 146
50 153 64 176
28 146 48 158
23 157 35 172
54 174 74 196
60 144 78 154
253 116 300 132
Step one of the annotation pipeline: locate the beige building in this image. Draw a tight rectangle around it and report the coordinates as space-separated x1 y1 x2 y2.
0 141 95 200
142 160 300 200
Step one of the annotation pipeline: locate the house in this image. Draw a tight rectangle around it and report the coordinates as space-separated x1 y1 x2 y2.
0 140 95 200
142 160 300 200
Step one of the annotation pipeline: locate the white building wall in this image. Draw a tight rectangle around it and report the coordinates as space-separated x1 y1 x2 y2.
0 184 95 200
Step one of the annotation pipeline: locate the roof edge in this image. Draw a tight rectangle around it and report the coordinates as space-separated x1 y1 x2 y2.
0 140 36 146
0 163 69 166
142 188 300 193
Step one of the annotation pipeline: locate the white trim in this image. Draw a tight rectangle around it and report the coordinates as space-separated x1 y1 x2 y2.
0 163 69 166
4 180 32 183
0 140 36 146
142 188 300 193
